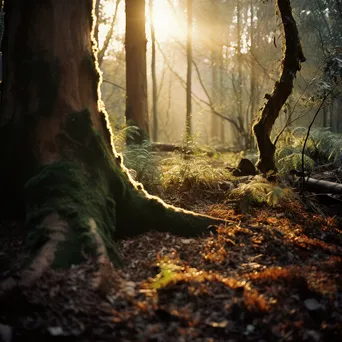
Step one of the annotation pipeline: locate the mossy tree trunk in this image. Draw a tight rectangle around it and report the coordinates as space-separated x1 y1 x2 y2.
252 0 305 173
0 0 224 292
125 0 149 144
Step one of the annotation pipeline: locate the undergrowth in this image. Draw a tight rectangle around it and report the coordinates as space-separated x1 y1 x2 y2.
113 127 235 198
160 152 234 197
113 125 161 192
228 176 295 213
111 125 342 214
275 127 342 174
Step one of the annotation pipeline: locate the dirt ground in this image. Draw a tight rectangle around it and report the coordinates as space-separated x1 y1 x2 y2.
0 175 341 341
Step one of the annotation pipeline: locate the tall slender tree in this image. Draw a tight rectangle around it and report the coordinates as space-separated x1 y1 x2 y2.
248 0 256 148
125 0 149 144
149 0 158 142
210 2 220 143
185 0 193 140
236 0 244 146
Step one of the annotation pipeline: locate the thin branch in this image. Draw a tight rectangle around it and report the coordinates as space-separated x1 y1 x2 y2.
98 0 121 66
301 89 334 193
102 79 126 90
274 65 324 146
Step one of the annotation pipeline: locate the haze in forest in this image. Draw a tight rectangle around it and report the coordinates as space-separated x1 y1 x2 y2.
97 0 340 151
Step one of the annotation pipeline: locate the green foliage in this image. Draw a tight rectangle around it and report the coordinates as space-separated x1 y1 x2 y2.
309 128 342 163
113 125 161 191
25 161 121 268
151 257 182 290
276 151 315 175
113 125 140 153
229 176 294 212
275 127 342 174
161 152 232 193
123 141 161 189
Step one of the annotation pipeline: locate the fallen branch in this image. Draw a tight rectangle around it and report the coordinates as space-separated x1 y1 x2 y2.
151 142 240 154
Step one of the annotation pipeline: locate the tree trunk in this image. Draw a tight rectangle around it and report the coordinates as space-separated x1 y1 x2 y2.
252 0 305 173
219 50 225 143
210 4 220 143
125 0 149 144
236 0 244 147
94 0 100 44
248 0 256 149
185 0 193 141
0 0 225 292
149 0 158 142
97 0 121 66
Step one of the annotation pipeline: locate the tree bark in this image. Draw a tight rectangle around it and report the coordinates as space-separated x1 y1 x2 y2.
219 52 225 143
248 0 256 149
185 0 193 140
236 0 244 146
210 3 220 142
0 0 225 292
149 0 158 142
253 0 305 173
125 0 149 144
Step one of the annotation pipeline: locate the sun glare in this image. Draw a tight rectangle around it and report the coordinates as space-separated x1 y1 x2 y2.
98 0 185 51
149 0 185 42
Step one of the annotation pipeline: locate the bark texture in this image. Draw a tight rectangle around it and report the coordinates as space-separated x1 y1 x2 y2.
125 0 149 144
150 0 158 142
185 0 193 140
252 0 305 173
0 0 225 291
210 5 220 142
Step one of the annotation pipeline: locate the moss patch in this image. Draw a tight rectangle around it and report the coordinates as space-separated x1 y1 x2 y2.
25 161 122 268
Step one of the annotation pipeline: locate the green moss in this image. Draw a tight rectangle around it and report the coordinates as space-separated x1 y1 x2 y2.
62 108 128 200
22 106 224 268
25 161 122 268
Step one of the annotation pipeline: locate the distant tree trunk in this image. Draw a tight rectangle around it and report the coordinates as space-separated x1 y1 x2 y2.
210 4 220 143
149 0 158 142
248 0 256 149
97 0 121 66
0 0 224 292
236 0 244 147
185 0 193 140
219 50 225 143
125 0 149 144
94 0 101 44
253 0 305 173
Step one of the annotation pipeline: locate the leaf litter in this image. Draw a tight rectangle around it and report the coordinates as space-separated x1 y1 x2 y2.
0 188 341 341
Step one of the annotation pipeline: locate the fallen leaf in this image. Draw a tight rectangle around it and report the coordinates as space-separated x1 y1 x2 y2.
181 239 194 244
207 320 228 328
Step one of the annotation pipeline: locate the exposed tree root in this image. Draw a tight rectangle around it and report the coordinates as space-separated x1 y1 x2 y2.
19 213 68 287
0 213 68 295
0 159 226 297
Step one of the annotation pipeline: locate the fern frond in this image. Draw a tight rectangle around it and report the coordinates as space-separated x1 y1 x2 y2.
229 176 295 211
277 153 314 174
113 125 140 153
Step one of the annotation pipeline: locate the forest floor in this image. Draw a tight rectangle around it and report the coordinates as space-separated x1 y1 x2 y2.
0 154 341 341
